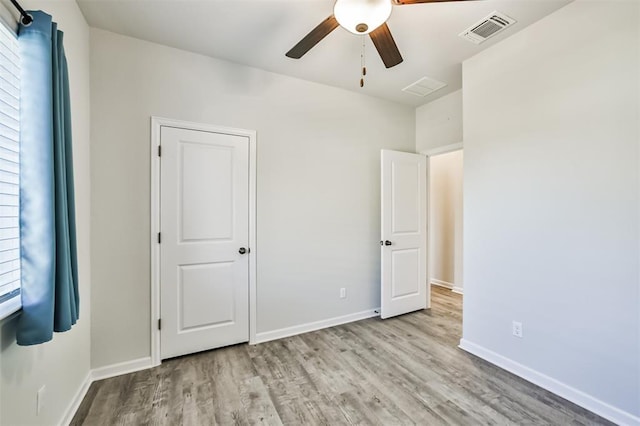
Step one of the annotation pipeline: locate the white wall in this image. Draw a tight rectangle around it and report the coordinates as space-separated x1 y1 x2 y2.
0 1 91 425
90 29 415 368
462 0 639 422
429 150 463 291
416 89 462 153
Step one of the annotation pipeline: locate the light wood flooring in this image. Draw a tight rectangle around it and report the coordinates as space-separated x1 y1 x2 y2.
72 287 612 425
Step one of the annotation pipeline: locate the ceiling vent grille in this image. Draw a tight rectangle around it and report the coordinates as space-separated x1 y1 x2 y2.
402 76 447 97
459 11 516 44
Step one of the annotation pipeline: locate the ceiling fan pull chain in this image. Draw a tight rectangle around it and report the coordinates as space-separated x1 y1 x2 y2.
362 35 367 76
360 36 366 88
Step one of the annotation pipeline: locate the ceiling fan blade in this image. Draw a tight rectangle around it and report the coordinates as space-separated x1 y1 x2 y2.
392 0 479 4
369 23 403 69
286 15 339 59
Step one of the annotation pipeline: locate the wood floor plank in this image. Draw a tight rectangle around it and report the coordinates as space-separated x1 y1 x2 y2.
237 376 283 425
72 287 613 425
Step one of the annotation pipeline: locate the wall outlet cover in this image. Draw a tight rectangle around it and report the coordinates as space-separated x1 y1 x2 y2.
512 321 523 338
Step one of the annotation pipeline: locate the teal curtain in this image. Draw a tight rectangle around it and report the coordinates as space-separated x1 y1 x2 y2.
16 11 79 346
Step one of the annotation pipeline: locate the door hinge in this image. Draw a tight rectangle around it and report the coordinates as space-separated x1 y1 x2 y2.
158 318 162 330
158 232 161 244
158 145 162 157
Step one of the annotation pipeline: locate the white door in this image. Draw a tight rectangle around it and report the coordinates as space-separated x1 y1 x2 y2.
160 126 249 359
381 150 427 319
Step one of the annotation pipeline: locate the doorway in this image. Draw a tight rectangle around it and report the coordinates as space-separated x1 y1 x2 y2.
150 118 257 365
424 145 463 304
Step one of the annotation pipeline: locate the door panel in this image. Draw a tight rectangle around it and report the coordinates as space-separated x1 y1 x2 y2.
392 162 421 234
381 150 427 319
391 249 420 298
161 126 249 359
179 263 234 330
180 143 234 241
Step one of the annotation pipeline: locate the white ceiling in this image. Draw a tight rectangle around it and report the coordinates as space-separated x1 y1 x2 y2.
76 0 572 107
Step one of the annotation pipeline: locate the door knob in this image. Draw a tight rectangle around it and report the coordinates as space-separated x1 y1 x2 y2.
239 247 249 255
384 240 392 246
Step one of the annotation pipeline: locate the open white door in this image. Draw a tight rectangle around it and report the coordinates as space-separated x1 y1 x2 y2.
381 150 427 319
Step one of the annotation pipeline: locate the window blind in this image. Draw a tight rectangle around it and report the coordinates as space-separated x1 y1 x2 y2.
0 21 20 318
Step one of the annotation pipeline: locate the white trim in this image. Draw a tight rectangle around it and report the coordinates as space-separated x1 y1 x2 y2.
58 372 91 426
429 278 463 294
0 2 18 35
424 153 431 310
0 297 21 322
420 142 463 157
61 306 376 422
254 309 380 344
431 280 463 294
91 357 155 382
150 117 257 365
248 128 257 344
60 358 153 424
459 339 640 426
150 118 161 367
431 279 454 289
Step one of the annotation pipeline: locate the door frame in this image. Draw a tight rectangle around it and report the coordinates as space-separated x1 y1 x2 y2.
150 116 257 367
420 142 463 309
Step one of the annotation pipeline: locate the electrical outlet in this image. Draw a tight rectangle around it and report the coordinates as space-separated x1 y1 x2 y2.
36 385 45 416
512 321 523 338
340 288 346 299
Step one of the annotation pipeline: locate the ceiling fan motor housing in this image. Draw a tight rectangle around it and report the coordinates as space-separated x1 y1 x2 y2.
334 0 393 35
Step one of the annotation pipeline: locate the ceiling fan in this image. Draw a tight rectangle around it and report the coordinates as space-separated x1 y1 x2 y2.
286 0 476 69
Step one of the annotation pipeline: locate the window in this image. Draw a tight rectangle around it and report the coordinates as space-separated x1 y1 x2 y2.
0 20 21 320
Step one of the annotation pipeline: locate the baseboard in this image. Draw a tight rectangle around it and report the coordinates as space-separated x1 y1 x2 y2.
254 308 380 344
431 280 463 295
61 311 378 423
57 357 154 425
91 356 154 382
58 371 92 426
459 339 640 426
431 279 453 289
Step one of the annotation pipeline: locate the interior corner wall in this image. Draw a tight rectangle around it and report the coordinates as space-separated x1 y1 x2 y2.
429 150 463 290
89 28 415 369
0 1 91 425
416 89 462 152
463 0 639 420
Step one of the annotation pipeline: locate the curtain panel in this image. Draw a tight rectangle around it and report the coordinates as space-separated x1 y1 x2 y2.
16 10 79 346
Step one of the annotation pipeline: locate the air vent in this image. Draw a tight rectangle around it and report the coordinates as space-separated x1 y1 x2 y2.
459 11 516 44
402 76 447 97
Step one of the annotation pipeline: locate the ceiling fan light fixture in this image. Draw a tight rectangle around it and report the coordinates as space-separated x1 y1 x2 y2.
334 0 393 35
